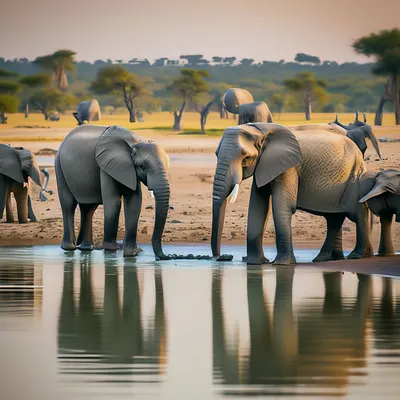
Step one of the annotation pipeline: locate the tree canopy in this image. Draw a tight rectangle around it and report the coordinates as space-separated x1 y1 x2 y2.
90 65 152 122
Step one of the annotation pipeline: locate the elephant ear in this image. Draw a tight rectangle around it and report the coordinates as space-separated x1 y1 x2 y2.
17 148 43 187
251 124 302 188
0 144 24 183
359 169 400 203
95 125 139 191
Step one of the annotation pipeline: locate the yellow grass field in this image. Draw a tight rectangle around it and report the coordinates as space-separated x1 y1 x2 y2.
0 111 398 138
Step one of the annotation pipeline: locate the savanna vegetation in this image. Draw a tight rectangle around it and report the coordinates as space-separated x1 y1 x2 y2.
0 28 399 131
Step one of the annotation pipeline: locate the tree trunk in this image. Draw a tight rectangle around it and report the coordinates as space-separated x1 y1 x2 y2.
173 111 182 131
44 112 49 120
200 113 206 134
305 101 312 121
374 96 388 126
173 101 186 131
24 103 29 118
129 108 136 123
392 76 400 125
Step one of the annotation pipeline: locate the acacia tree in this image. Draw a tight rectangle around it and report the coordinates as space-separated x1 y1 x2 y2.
90 65 152 122
167 69 209 130
284 71 328 120
29 88 65 120
33 49 76 91
19 73 52 117
0 69 20 123
191 93 219 134
353 29 400 125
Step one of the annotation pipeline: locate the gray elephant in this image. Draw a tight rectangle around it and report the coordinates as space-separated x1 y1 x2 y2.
55 125 171 259
222 88 273 123
0 144 49 223
331 113 382 160
73 99 101 125
211 121 373 265
358 169 400 256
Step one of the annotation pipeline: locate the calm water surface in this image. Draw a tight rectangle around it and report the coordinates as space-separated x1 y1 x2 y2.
1 244 400 399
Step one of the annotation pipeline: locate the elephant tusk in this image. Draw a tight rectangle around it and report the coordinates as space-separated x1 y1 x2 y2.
228 184 240 204
149 190 154 198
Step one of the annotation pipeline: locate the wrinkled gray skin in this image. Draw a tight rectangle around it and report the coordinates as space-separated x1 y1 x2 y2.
314 169 400 262
222 88 273 123
332 113 382 160
73 99 101 125
358 169 400 256
0 144 49 223
55 125 171 259
211 121 371 265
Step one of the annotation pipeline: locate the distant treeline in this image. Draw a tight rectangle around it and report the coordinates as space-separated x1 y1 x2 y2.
0 56 389 113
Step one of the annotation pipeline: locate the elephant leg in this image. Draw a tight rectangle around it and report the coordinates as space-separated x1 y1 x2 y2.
271 169 298 265
55 157 77 250
77 204 98 251
378 214 394 256
313 214 346 262
6 193 14 223
27 195 38 222
246 181 271 265
347 205 373 259
101 171 121 251
14 186 29 224
122 186 142 257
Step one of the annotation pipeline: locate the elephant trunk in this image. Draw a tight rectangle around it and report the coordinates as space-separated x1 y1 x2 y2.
365 128 382 160
39 169 50 201
151 172 170 259
211 157 242 257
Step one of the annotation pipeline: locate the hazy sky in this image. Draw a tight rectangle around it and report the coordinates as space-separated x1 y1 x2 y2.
0 0 399 63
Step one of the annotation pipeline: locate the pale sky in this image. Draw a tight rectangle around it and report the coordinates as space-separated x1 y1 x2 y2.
0 0 399 63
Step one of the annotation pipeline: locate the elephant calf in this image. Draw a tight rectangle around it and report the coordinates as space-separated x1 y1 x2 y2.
0 145 49 223
55 125 171 258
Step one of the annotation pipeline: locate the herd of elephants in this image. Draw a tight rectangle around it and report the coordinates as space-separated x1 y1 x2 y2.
0 88 399 265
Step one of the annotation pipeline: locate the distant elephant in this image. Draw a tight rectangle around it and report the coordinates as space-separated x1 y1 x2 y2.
55 125 171 258
73 99 101 125
331 113 382 160
358 169 400 256
211 120 371 265
222 88 273 123
0 144 49 223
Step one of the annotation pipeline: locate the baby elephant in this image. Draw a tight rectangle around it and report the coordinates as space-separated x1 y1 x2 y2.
0 145 49 223
359 169 400 256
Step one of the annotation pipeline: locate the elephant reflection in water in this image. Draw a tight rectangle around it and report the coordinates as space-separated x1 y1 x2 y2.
372 278 400 354
57 256 167 377
212 269 372 394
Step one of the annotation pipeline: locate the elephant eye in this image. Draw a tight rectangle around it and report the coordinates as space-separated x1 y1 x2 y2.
138 165 146 171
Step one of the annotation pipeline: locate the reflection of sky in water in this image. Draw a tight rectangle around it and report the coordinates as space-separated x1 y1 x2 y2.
0 244 400 399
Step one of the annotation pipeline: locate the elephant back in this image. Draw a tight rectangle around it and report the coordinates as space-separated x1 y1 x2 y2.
0 144 24 183
294 130 366 213
58 125 108 204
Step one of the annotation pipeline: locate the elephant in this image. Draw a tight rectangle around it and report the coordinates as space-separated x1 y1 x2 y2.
55 124 171 258
358 169 400 256
211 121 373 265
73 99 101 125
0 144 49 223
331 112 382 160
222 88 273 123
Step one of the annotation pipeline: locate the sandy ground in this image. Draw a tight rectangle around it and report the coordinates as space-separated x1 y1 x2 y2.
0 126 399 255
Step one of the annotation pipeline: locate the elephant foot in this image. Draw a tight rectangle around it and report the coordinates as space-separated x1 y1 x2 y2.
123 246 143 258
347 247 374 260
377 252 396 257
313 250 345 263
61 242 76 251
273 253 296 266
77 243 94 251
245 255 270 265
103 241 120 251
18 219 29 224
29 217 39 223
